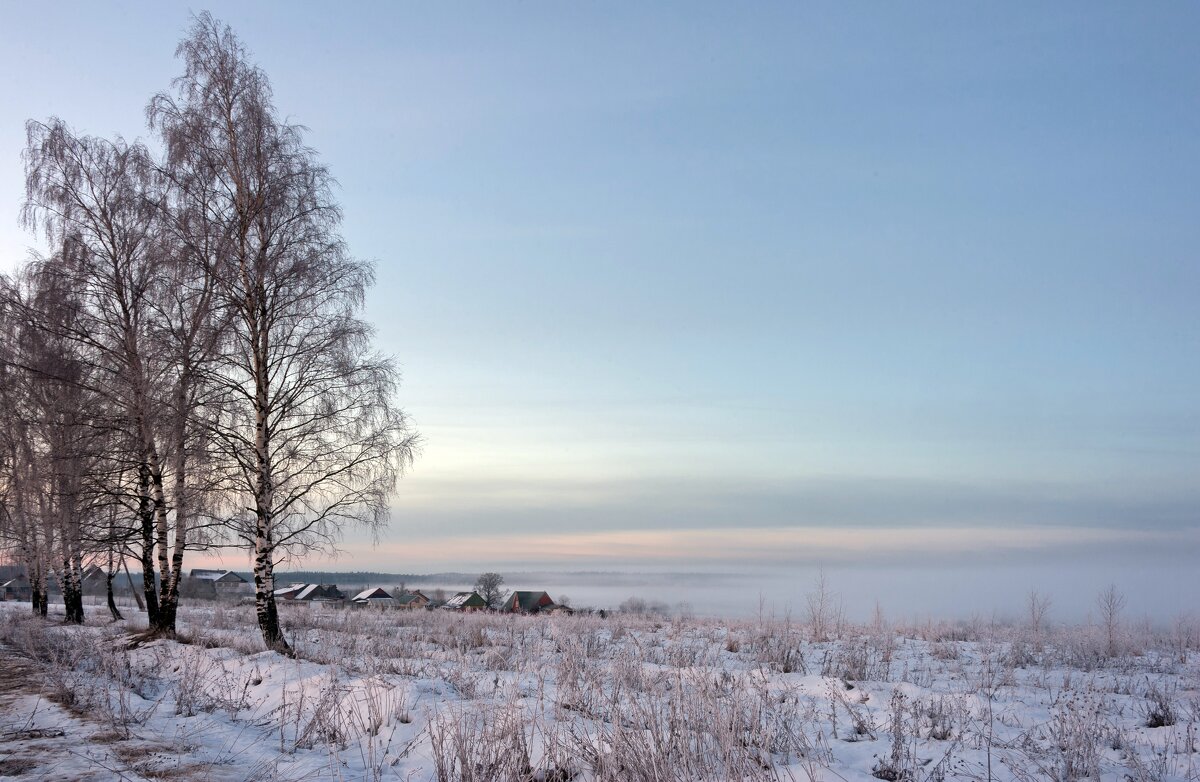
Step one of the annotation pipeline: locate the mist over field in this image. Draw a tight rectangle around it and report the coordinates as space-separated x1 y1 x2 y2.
485 564 1199 623
263 562 1195 623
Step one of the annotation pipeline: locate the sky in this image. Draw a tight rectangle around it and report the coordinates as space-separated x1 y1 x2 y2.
1 2 1197 619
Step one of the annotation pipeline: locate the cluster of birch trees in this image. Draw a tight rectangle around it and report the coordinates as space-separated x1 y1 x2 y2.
0 14 417 654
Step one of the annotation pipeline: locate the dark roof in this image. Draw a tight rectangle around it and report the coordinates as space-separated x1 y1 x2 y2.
298 584 344 601
506 591 553 612
274 583 306 598
276 583 343 601
352 587 393 602
445 591 486 608
395 591 429 605
191 569 247 583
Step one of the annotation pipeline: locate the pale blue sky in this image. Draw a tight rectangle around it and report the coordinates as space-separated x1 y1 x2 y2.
1 3 1196 616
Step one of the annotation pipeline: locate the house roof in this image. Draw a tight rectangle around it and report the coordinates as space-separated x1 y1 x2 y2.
192 570 246 583
507 591 553 612
352 587 392 602
445 591 486 608
291 584 344 601
395 591 428 605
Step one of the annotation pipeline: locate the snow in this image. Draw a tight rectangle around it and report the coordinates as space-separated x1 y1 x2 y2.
0 601 1196 781
444 591 480 609
295 584 320 601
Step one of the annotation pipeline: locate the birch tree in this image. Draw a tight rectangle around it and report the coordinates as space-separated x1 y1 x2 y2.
22 118 223 636
1098 584 1126 658
149 14 417 653
0 274 51 616
0 260 102 623
22 122 167 625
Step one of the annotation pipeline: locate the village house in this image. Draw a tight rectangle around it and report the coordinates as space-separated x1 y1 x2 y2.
444 591 487 612
1 576 32 602
80 565 110 595
273 583 307 600
351 587 395 607
275 583 345 605
500 590 558 614
394 590 430 609
188 569 250 598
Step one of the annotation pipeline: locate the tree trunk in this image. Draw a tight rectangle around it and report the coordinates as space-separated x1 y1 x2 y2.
250 306 289 655
71 553 85 624
253 539 290 654
32 586 47 617
149 452 175 635
60 561 84 624
156 589 178 636
155 539 183 634
156 384 192 637
122 557 145 612
138 461 160 625
105 549 123 621
152 401 191 638
30 564 47 617
65 590 83 623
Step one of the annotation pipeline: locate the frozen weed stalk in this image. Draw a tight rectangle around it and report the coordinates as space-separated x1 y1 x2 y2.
1140 680 1178 729
428 701 536 782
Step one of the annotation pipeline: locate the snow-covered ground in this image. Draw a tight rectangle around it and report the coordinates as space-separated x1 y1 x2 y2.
0 602 1196 781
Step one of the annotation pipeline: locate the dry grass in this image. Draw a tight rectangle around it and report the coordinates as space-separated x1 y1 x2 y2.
0 601 1196 781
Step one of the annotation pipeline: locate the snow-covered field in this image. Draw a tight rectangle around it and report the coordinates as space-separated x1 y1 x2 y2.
0 602 1196 781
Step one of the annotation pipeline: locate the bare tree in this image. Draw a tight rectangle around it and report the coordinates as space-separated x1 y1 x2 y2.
149 14 417 653
0 261 104 623
145 144 230 636
871 600 887 636
620 596 649 615
806 570 835 642
0 273 51 616
475 572 505 609
21 119 188 632
102 501 125 621
1097 584 1126 658
1027 589 1052 639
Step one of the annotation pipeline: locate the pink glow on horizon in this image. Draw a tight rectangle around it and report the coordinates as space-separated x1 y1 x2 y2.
180 524 1192 572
